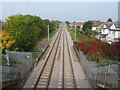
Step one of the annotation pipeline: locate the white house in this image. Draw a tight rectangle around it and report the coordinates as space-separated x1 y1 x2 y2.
99 22 120 44
100 23 112 41
92 21 120 44
109 22 120 42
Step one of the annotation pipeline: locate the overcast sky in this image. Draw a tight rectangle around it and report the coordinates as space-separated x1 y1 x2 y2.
1 2 118 22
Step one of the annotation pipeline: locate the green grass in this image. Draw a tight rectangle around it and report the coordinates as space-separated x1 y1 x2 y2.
49 29 58 42
38 29 58 44
68 27 98 44
68 27 84 42
98 61 108 66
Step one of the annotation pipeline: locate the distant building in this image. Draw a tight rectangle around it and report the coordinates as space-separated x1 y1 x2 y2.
70 22 84 30
71 21 120 44
92 21 103 31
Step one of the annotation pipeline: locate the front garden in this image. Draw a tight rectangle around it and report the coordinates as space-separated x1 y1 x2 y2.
69 27 120 66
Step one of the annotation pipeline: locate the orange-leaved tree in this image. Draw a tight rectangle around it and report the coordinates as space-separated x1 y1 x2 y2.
0 31 18 53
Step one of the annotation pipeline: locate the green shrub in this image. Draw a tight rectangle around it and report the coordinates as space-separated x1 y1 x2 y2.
2 55 7 65
98 61 108 66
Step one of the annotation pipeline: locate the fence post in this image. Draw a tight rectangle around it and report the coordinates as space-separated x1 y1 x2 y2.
104 72 107 88
118 78 120 89
108 64 110 73
6 50 10 66
94 73 96 89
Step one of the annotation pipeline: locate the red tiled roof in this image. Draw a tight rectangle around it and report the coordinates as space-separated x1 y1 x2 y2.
71 22 84 26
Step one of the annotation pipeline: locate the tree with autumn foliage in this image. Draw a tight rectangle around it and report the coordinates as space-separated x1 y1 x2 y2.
0 31 18 53
103 41 120 60
2 14 61 52
2 15 43 51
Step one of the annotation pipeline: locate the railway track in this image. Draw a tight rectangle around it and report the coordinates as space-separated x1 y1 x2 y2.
31 27 62 89
24 25 90 89
63 27 76 88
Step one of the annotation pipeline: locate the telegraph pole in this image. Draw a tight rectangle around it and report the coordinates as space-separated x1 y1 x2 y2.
48 25 49 41
74 25 76 41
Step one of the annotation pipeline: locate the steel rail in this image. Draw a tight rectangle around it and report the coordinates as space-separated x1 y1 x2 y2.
33 29 62 89
46 27 63 89
64 27 76 89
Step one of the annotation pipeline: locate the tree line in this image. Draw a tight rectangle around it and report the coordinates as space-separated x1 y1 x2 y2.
1 14 61 53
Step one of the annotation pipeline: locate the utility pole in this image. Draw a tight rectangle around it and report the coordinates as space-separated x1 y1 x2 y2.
48 25 49 41
56 23 57 29
74 25 76 41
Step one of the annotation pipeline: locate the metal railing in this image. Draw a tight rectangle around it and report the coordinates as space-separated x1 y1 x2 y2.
2 51 33 89
74 45 97 88
74 45 119 88
96 73 118 88
96 63 119 88
2 66 21 88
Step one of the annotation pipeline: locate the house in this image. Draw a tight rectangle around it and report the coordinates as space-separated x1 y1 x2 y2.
92 21 120 44
100 22 113 41
91 21 104 39
109 22 120 42
92 21 103 31
70 22 84 30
